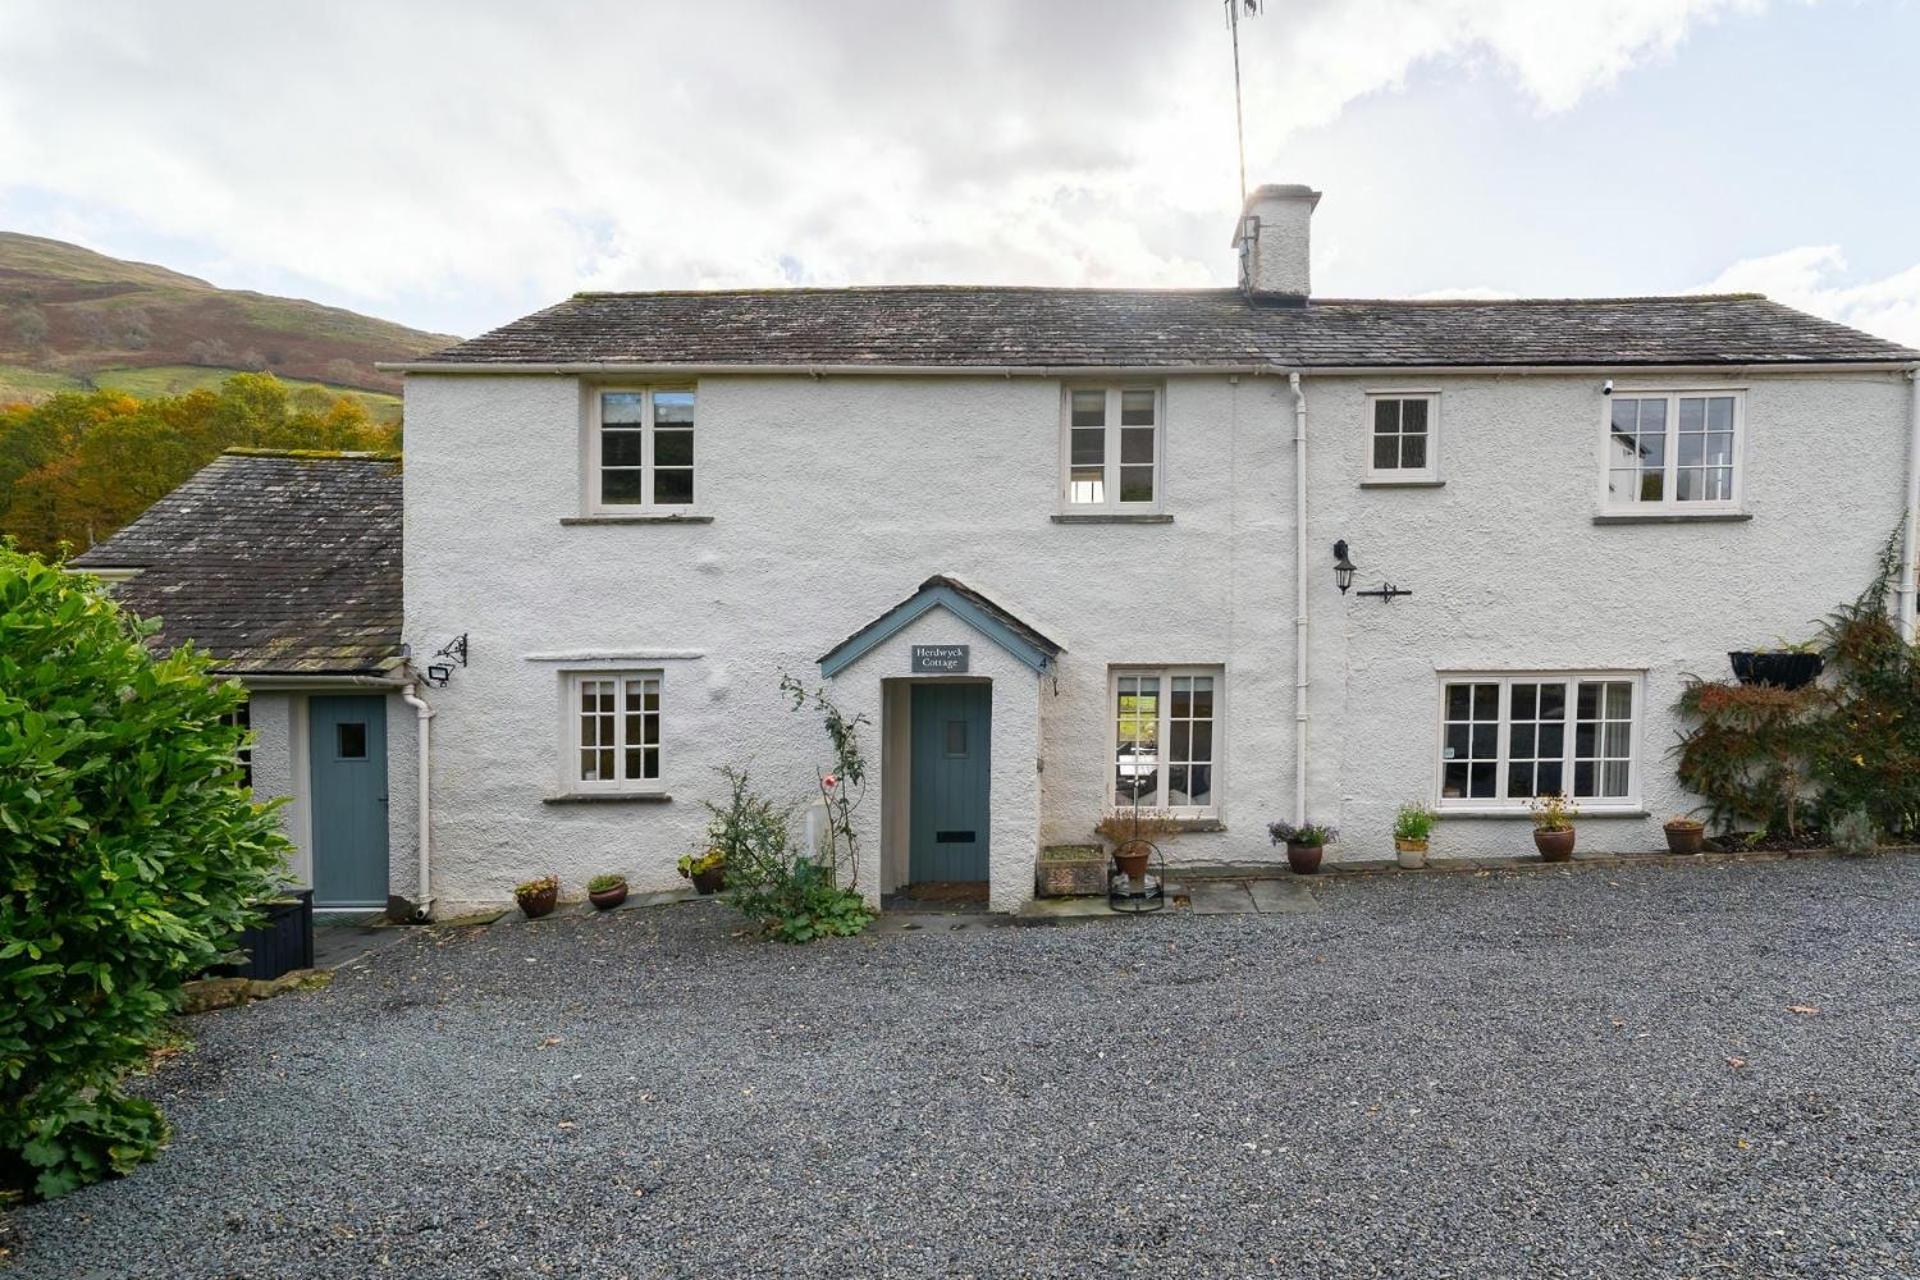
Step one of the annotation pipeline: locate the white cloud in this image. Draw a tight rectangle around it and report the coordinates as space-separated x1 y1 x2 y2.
0 0 1800 333
1693 246 1920 350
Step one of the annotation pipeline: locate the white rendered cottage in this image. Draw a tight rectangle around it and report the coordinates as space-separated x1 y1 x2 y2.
388 184 1920 916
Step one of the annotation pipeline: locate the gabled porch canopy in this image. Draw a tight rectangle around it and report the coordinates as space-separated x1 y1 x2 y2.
817 575 1063 678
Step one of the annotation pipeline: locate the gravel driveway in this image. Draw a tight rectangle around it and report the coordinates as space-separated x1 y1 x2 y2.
10 857 1919 1278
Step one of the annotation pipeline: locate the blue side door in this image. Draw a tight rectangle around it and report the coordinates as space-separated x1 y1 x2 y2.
909 683 991 883
309 694 389 908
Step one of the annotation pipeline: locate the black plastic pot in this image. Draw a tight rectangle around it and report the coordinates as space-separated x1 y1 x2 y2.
1729 651 1824 690
215 888 314 980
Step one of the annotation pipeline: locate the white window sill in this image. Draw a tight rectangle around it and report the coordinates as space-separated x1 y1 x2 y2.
1360 477 1444 489
1592 511 1750 525
561 513 713 525
542 792 673 805
1436 806 1648 820
1052 511 1173 524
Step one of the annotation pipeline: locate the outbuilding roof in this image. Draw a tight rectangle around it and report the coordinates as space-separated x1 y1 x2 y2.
408 287 1919 370
70 449 403 677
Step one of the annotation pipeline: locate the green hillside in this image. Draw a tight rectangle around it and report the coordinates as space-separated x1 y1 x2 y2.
0 232 456 408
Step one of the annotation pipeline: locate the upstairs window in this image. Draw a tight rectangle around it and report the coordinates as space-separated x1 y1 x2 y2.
1604 391 1742 512
1063 386 1159 510
1437 673 1641 810
1365 393 1438 482
567 671 662 793
591 388 696 512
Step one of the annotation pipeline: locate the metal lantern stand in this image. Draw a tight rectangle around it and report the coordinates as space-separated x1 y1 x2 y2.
1108 840 1167 913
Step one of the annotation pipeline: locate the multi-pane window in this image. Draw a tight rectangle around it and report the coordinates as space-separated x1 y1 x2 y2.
593 388 696 511
1605 391 1741 510
1065 387 1159 509
570 672 661 791
1438 674 1640 808
1110 667 1219 814
1366 393 1437 480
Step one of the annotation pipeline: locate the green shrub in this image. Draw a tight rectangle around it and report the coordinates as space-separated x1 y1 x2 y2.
1392 803 1437 842
1829 805 1879 857
0 545 287 1198
708 766 873 944
1675 526 1920 843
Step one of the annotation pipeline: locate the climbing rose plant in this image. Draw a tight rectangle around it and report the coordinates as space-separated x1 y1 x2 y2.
0 545 287 1198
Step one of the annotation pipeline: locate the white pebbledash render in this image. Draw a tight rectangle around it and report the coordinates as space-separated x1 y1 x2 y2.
386 181 1920 917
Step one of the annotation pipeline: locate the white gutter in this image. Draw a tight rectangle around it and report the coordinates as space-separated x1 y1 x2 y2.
377 359 1919 379
399 682 435 921
1903 366 1920 640
1290 371 1309 826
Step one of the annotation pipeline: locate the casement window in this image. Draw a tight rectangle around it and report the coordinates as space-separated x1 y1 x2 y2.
1436 673 1642 810
1063 386 1161 510
590 388 696 512
1602 391 1743 512
566 671 662 793
1365 392 1439 482
1110 666 1221 815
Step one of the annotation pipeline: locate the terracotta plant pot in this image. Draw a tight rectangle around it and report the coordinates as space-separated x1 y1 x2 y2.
1394 837 1428 870
1286 842 1324 875
1533 828 1575 862
516 884 559 919
691 867 726 896
1113 843 1152 880
1663 822 1705 856
588 883 629 911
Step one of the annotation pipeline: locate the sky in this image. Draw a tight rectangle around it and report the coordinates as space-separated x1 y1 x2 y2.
0 0 1915 346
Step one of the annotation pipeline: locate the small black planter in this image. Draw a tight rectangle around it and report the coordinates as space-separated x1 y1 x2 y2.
214 888 314 980
1729 651 1824 690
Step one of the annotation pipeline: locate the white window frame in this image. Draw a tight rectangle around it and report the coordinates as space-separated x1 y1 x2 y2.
1106 664 1223 818
586 386 698 515
1596 387 1746 515
1059 384 1165 513
561 669 665 795
1363 390 1440 483
1432 671 1645 814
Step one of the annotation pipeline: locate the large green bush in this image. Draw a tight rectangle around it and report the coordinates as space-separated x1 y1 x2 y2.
0 545 287 1198
1676 528 1920 843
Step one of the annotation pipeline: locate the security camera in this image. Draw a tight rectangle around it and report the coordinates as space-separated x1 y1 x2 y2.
1602 379 1615 396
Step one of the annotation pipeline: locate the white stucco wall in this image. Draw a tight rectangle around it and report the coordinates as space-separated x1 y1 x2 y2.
403 364 1913 910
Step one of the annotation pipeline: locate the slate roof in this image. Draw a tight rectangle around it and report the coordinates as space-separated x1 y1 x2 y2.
818 574 1064 678
412 288 1919 369
71 450 403 677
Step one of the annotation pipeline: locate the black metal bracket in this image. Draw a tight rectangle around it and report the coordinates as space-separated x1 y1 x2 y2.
1354 583 1413 603
424 633 469 687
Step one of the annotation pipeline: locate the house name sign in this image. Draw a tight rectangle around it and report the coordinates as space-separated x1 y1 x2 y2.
911 644 970 674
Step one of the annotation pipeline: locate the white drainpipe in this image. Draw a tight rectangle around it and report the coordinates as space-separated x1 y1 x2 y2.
1902 366 1920 641
1290 371 1309 826
399 681 435 920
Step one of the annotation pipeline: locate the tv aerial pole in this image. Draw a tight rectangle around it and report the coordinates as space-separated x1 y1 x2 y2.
1225 0 1263 204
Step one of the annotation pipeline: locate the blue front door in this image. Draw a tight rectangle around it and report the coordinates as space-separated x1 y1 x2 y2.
309 694 389 908
909 683 991 883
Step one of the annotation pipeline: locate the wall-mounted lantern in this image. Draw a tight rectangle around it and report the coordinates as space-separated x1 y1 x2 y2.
1332 540 1357 594
1333 541 1413 603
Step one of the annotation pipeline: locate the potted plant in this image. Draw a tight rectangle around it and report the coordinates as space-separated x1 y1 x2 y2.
515 874 560 919
1728 640 1824 690
677 849 727 895
1529 794 1577 862
1094 809 1181 883
1268 820 1337 875
1393 803 1437 870
587 873 629 910
1662 814 1705 856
